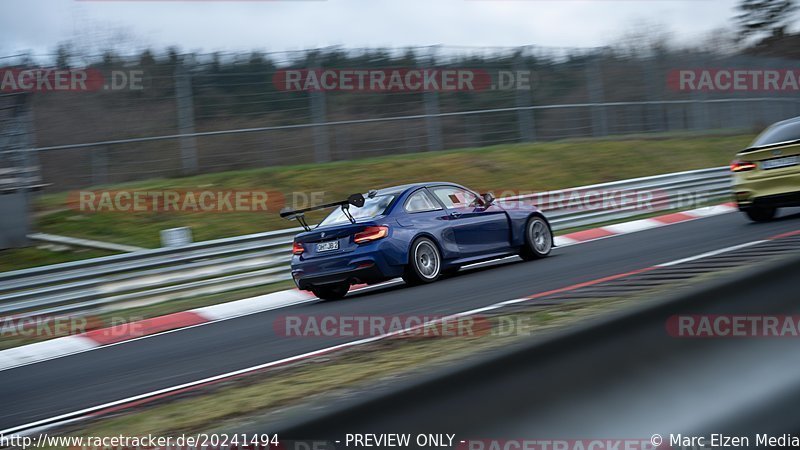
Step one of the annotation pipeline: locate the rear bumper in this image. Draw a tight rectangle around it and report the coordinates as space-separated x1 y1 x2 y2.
733 170 800 208
290 241 406 290
293 264 388 290
739 191 800 210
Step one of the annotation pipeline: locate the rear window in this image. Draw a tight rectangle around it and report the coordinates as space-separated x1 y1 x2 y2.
750 119 800 148
319 195 395 226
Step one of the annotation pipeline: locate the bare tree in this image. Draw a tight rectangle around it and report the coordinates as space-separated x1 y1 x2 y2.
736 0 798 41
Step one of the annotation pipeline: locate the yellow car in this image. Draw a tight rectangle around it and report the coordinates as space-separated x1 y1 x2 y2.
732 116 800 222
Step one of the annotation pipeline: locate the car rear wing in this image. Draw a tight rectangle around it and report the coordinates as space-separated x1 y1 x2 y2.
279 193 366 231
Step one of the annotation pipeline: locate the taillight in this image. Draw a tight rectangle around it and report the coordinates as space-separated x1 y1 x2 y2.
354 226 389 244
292 241 304 255
731 159 757 172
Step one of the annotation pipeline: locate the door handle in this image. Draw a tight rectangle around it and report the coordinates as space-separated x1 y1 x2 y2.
449 211 461 218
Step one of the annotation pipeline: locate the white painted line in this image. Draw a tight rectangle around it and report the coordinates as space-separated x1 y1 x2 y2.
0 335 390 436
0 300 517 437
0 294 316 373
656 241 766 267
498 298 529 306
0 283 395 373
1 234 778 436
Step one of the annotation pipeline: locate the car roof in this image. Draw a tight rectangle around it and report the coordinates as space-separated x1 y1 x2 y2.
373 182 463 196
744 115 800 152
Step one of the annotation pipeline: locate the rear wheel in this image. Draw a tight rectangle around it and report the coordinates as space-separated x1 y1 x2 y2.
311 282 350 300
744 206 776 222
520 216 553 260
403 237 442 285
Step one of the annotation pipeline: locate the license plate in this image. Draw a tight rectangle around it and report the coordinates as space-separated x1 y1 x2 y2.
316 241 339 252
762 156 799 170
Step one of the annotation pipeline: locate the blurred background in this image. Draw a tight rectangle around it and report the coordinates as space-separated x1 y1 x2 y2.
0 0 798 192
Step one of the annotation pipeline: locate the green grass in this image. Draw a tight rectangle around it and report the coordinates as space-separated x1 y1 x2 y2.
0 245 116 272
56 264 746 443
31 132 751 249
53 298 639 442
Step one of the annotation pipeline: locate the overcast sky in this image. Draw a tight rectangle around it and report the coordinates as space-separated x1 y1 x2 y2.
1 0 742 57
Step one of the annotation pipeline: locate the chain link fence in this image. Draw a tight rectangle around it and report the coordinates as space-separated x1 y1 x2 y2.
2 46 800 191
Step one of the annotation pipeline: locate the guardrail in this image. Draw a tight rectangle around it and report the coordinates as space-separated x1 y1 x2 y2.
0 167 731 318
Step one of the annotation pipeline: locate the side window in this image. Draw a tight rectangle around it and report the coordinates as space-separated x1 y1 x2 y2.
432 187 479 209
404 189 442 213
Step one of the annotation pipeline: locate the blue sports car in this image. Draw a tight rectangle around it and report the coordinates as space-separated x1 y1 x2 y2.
280 182 552 300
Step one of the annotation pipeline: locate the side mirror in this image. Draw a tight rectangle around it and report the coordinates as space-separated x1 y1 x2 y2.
481 192 495 206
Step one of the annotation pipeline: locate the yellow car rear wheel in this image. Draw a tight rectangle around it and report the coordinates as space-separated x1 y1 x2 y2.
743 206 776 222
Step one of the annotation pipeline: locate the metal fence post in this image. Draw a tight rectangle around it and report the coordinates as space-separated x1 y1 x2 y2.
305 57 331 164
465 114 481 148
586 58 608 137
91 147 109 186
645 56 666 133
309 86 331 163
0 92 35 249
422 50 443 151
423 88 443 151
175 60 199 175
334 125 350 160
514 54 535 142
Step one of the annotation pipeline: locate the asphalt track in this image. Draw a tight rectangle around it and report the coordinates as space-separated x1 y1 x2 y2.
271 242 800 443
3 208 800 431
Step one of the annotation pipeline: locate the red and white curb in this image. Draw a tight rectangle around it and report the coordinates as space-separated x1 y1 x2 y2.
0 290 316 372
0 203 738 372
553 203 738 247
7 227 800 438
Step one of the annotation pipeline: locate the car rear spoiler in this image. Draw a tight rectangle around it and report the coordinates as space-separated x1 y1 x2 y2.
740 138 800 154
279 193 366 231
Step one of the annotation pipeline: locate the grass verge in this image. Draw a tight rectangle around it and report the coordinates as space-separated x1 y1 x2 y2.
32 132 749 249
49 265 747 445
0 245 117 273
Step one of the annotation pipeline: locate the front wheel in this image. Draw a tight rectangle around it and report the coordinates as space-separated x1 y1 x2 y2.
520 216 553 260
311 282 350 300
403 237 442 285
743 206 776 222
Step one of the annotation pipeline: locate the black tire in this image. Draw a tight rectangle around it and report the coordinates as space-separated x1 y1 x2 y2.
402 237 442 285
520 216 553 260
311 282 349 300
744 206 776 222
